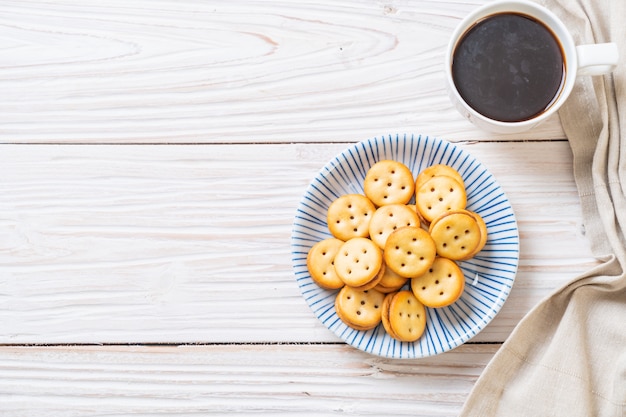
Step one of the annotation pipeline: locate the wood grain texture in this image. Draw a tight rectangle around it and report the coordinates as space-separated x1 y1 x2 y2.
0 141 597 344
0 1 598 414
0 0 565 144
0 343 498 416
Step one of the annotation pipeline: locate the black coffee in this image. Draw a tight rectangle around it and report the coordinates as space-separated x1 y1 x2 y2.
452 12 564 122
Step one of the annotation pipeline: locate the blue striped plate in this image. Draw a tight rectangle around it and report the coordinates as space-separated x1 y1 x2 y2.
291 134 519 358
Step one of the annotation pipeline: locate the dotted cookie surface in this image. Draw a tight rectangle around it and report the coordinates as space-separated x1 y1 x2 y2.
368 204 421 249
335 286 385 331
415 175 467 223
334 237 383 287
383 226 436 278
364 160 415 206
307 159 491 343
411 256 465 308
350 262 386 292
306 238 345 290
327 194 375 241
429 211 481 260
385 290 427 342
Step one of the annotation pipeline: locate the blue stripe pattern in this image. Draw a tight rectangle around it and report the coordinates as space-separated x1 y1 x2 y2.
291 134 519 359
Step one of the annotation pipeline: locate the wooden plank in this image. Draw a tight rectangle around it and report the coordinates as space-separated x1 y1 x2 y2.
0 0 564 144
0 142 596 344
0 343 498 416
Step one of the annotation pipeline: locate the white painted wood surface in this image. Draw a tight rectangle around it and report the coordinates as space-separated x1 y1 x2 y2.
0 141 595 344
0 0 597 415
0 0 566 143
0 344 498 416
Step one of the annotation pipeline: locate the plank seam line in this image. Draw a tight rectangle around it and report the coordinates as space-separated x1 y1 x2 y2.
0 341 503 347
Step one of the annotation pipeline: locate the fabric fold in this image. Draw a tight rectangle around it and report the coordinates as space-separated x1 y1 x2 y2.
460 0 625 415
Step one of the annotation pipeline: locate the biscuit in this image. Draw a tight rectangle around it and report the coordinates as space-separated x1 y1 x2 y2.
415 164 465 191
374 261 409 293
383 226 436 278
334 237 383 287
415 175 467 223
406 203 429 231
411 257 465 308
386 290 427 342
334 286 385 331
466 210 488 257
374 282 405 294
432 209 488 258
368 204 421 249
351 261 386 292
306 238 345 290
428 211 481 261
327 194 376 241
381 292 401 339
364 160 415 206
306 161 483 339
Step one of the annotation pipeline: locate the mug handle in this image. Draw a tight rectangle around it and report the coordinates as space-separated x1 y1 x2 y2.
576 42 619 76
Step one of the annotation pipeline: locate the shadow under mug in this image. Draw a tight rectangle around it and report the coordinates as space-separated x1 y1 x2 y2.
445 0 619 134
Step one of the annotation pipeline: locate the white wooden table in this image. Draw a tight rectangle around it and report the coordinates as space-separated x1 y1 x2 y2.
0 1 598 415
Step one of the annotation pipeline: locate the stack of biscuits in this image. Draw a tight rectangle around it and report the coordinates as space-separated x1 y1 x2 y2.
306 160 487 342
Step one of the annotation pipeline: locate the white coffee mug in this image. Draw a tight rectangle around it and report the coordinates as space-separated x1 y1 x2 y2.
445 0 619 134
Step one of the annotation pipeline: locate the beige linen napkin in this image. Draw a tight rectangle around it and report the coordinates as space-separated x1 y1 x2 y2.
460 0 626 416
